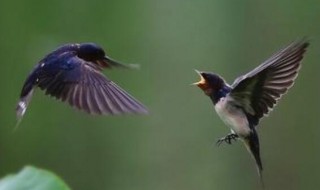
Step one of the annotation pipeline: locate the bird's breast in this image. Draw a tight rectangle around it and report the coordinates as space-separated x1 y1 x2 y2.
214 97 251 137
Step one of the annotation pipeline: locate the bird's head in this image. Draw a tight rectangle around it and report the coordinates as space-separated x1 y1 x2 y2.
78 43 106 61
77 43 130 68
192 70 225 96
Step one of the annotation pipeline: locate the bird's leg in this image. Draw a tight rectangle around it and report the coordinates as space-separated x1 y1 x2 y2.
216 133 239 146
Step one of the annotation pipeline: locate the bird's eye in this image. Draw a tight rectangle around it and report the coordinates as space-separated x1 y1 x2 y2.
201 73 208 79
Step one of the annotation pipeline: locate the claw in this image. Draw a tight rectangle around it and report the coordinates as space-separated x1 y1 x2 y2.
216 133 239 146
216 139 223 146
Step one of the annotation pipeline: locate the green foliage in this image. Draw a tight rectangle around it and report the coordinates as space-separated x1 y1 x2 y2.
0 166 71 190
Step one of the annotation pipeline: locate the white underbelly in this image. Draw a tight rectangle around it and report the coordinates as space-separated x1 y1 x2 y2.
214 97 251 137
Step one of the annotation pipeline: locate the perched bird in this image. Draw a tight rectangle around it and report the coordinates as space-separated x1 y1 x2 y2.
193 39 309 184
16 43 148 122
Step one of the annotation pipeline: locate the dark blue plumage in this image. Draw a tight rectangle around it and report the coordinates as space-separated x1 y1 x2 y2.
193 39 309 185
16 43 148 121
194 71 230 104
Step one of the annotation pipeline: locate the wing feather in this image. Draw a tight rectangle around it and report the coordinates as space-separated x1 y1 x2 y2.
38 57 148 115
230 39 309 126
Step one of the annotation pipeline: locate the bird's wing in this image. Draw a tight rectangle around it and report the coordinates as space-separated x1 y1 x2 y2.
229 39 309 125
38 57 148 115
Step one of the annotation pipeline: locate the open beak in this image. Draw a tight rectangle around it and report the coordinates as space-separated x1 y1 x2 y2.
102 56 123 67
191 69 206 86
95 56 129 68
100 56 140 69
94 57 114 68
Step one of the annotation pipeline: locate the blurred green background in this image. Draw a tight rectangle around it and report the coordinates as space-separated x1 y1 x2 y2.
0 0 319 189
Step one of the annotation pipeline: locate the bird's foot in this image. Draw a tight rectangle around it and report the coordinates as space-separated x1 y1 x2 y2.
216 133 239 146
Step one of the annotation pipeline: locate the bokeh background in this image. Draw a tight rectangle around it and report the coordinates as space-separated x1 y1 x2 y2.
0 0 319 189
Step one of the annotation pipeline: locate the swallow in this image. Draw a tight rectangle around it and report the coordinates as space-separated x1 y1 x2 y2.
16 43 148 122
193 39 309 184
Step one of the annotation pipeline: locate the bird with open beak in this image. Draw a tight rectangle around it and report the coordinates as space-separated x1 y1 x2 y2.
193 39 309 185
16 43 148 123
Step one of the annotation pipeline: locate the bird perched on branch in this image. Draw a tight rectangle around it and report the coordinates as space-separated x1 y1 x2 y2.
193 39 309 185
16 43 148 123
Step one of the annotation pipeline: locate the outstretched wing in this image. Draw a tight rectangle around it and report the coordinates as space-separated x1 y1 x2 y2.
38 56 148 115
229 39 309 126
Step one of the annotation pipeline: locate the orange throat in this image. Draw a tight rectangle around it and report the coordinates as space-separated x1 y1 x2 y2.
194 76 213 95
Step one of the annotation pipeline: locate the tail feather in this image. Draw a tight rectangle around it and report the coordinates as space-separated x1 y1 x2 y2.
244 129 264 188
15 69 39 128
15 88 34 127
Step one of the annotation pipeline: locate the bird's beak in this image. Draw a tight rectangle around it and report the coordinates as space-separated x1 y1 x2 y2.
95 56 125 68
102 56 120 67
191 69 206 87
94 57 114 68
103 56 119 65
101 56 140 69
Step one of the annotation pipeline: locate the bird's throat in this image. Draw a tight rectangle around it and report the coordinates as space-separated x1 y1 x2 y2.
202 87 214 96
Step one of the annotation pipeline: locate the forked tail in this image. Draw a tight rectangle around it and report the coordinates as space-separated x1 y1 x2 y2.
15 88 34 130
244 129 264 189
15 69 39 129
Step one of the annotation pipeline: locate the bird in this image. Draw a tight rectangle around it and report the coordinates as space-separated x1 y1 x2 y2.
16 43 148 122
193 39 309 185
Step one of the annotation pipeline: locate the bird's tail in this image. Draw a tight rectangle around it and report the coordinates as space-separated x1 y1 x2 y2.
15 88 34 130
244 129 264 189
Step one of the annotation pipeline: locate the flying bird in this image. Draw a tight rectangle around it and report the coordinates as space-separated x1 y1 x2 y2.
16 43 148 122
193 39 309 184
